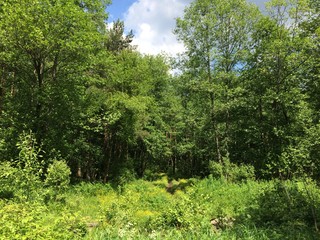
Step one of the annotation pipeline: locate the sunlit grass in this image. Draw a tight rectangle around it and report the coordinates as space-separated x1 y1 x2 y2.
1 177 319 239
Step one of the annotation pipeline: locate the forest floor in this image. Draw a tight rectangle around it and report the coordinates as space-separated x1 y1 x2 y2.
1 176 320 239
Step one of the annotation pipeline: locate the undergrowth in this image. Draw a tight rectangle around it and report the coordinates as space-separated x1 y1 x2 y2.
1 174 320 239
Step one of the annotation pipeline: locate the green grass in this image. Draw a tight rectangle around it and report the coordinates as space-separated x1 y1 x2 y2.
1 177 320 239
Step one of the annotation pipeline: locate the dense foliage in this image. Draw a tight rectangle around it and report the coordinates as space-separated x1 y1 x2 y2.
174 0 320 179
0 0 319 180
0 0 319 238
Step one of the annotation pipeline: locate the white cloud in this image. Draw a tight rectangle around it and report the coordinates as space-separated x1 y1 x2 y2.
124 0 267 56
106 22 114 30
124 0 192 56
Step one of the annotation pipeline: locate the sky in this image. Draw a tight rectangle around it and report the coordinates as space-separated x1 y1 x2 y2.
107 0 267 56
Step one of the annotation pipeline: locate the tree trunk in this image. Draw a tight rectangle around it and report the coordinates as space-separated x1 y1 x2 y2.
34 59 45 145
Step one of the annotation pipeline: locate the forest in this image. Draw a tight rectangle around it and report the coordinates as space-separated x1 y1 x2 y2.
0 0 319 239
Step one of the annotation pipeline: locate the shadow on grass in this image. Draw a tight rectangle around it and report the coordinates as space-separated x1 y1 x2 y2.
232 180 320 240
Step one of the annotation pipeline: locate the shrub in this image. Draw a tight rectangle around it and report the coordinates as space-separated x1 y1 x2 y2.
112 167 137 187
160 203 192 229
15 131 44 201
45 160 71 192
209 158 255 182
0 133 45 201
0 202 87 240
249 180 320 229
0 162 18 199
16 131 44 176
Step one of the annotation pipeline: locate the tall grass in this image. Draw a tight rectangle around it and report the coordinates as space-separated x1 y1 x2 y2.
1 176 319 239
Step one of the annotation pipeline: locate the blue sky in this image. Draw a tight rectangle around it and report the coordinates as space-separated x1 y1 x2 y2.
106 0 193 55
107 0 137 22
106 0 267 55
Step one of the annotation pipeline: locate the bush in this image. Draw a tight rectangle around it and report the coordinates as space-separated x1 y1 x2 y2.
249 180 320 229
0 133 73 203
15 131 44 201
112 167 137 187
209 158 255 182
160 203 192 229
45 160 71 192
0 202 87 240
0 162 18 199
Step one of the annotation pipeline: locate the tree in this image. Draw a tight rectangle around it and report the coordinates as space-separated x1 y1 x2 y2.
238 0 319 178
105 20 134 53
0 0 109 162
174 0 260 173
73 46 173 180
294 0 320 178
